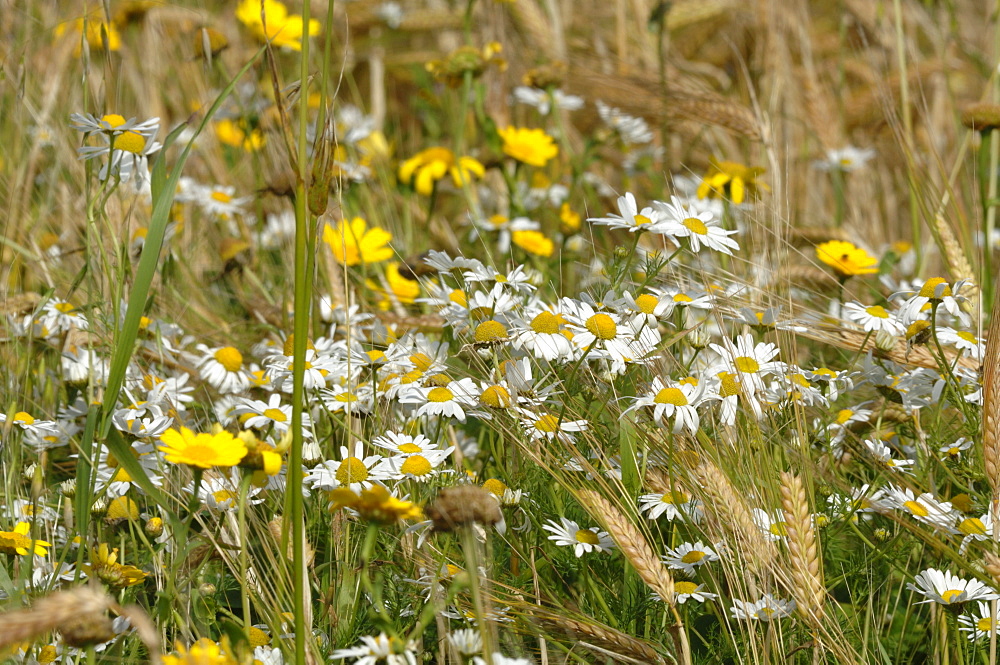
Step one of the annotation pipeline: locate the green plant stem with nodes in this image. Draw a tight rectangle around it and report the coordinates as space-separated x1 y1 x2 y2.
288 1 315 662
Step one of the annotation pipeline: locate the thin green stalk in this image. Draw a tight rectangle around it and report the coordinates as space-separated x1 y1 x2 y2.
290 0 314 660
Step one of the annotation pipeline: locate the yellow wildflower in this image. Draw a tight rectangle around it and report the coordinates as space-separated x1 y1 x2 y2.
512 229 554 257
329 485 423 524
696 158 768 205
498 127 559 167
816 240 879 277
0 522 51 557
398 147 485 196
324 217 394 266
235 0 320 52
158 426 248 469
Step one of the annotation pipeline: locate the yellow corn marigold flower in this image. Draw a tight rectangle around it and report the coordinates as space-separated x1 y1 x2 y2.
158 426 248 469
366 262 420 310
816 240 879 277
696 158 768 205
163 637 238 665
398 147 485 196
329 485 423 524
55 16 122 56
498 127 559 167
0 522 51 557
323 217 394 266
511 229 554 257
235 0 320 52
215 119 265 151
85 543 148 588
560 202 581 234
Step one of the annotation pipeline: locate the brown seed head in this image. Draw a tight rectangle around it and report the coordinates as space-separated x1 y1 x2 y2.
425 485 502 532
962 103 1000 131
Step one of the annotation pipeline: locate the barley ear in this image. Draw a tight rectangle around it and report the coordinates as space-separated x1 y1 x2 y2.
983 288 1000 498
779 472 826 625
578 489 676 605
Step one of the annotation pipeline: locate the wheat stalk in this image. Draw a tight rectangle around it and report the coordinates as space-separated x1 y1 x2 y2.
983 290 1000 497
532 610 670 664
578 490 676 605
779 472 825 625
692 462 776 583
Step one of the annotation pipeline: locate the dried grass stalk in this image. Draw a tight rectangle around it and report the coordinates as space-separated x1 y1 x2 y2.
934 213 977 296
578 490 675 605
983 291 1000 497
779 472 825 625
984 551 1000 585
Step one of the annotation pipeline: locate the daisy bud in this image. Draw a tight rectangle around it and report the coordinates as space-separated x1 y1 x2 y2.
145 517 163 538
22 462 38 482
60 478 77 498
686 328 711 350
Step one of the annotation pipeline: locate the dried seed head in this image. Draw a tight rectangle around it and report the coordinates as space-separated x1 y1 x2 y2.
962 103 1000 131
425 485 502 532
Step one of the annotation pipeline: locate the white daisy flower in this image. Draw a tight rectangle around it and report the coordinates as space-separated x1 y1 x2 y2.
374 447 454 483
958 602 999 641
512 86 584 115
195 344 250 394
908 568 999 605
730 594 796 621
638 490 701 522
621 377 711 434
842 302 906 336
864 439 914 473
514 408 589 443
668 580 719 604
653 195 740 255
397 377 479 421
662 541 720 576
303 443 383 493
886 486 959 533
708 333 782 396
813 145 875 172
587 192 666 233
542 517 615 557
329 633 417 665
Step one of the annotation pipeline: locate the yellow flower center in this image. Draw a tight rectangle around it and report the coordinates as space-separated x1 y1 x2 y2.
112 467 133 483
107 496 139 520
634 294 659 314
427 387 454 403
769 521 787 537
940 589 964 603
534 414 560 433
864 305 889 319
733 356 760 373
335 392 358 403
903 500 929 517
336 457 369 484
211 190 232 203
959 517 986 535
37 645 58 664
683 217 708 235
400 370 423 384
673 293 693 303
55 302 76 313
263 407 287 422
634 214 652 226
395 442 421 454
449 289 468 307
248 626 270 648
483 478 508 496
214 346 243 372
836 409 854 425
13 411 34 425
978 617 995 632
410 353 433 371
101 114 127 128
585 313 617 341
113 130 145 154
480 385 512 408
475 320 508 343
653 387 688 406
662 491 689 504
675 581 699 595
958 331 978 344
718 372 741 397
918 277 951 299
681 550 706 564
400 455 432 476
212 489 238 504
574 529 600 545
531 311 561 334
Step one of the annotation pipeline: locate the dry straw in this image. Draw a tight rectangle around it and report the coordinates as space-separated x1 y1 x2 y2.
779 472 825 625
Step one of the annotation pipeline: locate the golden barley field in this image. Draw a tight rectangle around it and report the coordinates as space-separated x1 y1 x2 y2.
2 1 1000 663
